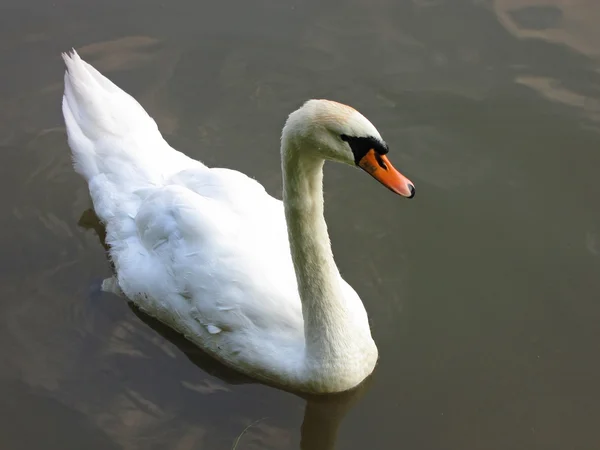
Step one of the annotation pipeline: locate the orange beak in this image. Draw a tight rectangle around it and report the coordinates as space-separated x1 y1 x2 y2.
358 149 415 198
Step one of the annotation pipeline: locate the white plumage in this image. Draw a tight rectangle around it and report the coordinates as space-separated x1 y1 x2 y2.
62 50 414 394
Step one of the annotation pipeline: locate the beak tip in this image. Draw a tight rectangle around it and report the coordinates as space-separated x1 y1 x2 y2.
407 184 415 199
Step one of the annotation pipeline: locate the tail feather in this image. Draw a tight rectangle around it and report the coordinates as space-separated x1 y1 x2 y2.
61 49 199 184
62 50 160 142
61 49 204 226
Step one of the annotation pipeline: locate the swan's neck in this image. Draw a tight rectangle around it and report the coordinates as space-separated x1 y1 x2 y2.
282 140 374 378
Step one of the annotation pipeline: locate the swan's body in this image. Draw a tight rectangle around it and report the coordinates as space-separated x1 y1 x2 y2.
61 51 414 394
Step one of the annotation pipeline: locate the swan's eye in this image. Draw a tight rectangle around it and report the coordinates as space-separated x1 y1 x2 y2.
340 134 389 165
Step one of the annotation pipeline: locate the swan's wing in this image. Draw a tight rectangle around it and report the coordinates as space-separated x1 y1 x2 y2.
168 166 275 214
111 171 303 340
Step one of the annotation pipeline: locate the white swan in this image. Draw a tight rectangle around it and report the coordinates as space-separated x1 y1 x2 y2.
61 50 415 394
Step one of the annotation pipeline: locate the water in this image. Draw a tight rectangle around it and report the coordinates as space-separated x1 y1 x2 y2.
1 0 600 448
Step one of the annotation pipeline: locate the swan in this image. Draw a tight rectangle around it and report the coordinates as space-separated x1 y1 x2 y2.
61 50 415 394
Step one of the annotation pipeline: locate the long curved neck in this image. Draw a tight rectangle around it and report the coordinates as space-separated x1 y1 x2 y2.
281 138 356 367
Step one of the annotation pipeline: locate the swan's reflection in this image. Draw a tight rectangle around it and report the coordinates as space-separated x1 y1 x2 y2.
79 208 372 450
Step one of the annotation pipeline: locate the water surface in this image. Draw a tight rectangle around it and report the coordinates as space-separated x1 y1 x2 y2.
1 0 600 448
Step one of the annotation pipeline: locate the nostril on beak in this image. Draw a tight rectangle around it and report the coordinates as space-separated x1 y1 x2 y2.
407 184 415 199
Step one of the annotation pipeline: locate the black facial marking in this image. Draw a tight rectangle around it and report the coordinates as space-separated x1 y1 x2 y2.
340 134 389 165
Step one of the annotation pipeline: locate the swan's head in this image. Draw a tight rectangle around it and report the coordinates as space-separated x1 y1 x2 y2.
283 99 415 198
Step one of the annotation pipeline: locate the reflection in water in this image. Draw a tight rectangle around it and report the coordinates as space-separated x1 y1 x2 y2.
80 209 372 450
494 1 600 121
495 0 600 57
132 303 372 450
515 74 600 121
